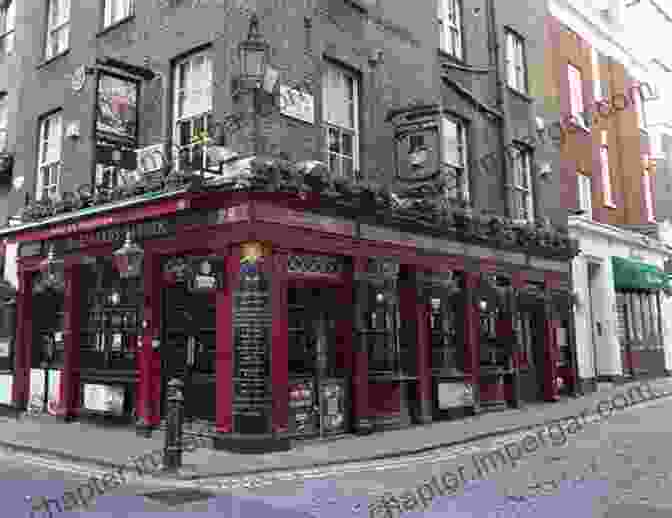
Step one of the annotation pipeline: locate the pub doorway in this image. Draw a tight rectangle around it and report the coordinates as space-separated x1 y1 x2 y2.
287 284 348 438
161 284 217 423
516 285 547 403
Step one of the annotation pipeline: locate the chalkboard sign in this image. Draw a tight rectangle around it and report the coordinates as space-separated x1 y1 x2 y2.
231 269 272 434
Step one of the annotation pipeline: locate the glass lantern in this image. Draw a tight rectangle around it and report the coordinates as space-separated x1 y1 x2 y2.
40 244 64 288
237 13 270 90
113 232 144 279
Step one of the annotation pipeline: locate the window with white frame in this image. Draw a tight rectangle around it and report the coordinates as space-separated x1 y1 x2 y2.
591 47 603 101
323 62 360 181
577 172 592 218
633 85 646 129
505 30 526 93
0 92 7 152
104 0 134 28
45 0 70 60
36 112 63 201
173 50 213 172
600 130 615 207
510 145 533 222
438 0 463 59
568 63 587 129
441 115 469 202
0 0 16 56
642 154 655 222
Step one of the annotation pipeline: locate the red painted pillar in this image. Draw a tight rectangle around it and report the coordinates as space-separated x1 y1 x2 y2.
215 248 238 435
544 274 560 401
56 261 80 420
335 265 354 375
270 252 289 434
352 256 372 434
415 282 432 424
12 268 32 410
463 271 481 413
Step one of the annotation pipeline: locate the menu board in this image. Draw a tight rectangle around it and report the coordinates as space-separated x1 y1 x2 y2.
232 274 272 433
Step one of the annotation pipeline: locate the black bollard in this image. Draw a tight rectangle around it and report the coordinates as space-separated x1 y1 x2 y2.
163 378 184 471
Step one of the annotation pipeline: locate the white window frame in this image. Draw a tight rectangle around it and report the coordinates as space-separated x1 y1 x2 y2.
568 63 588 130
0 0 16 56
322 62 360 181
103 0 134 28
591 47 604 101
441 115 469 203
505 30 527 94
510 145 534 222
172 50 213 172
0 92 7 152
600 130 615 207
577 172 592 218
633 86 646 130
36 112 63 202
45 0 70 60
438 0 463 59
642 154 655 223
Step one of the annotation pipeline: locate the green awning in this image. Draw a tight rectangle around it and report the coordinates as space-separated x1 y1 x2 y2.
612 257 669 291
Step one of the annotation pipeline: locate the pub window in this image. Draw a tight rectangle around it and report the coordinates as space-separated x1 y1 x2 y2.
322 61 360 181
45 0 70 60
429 273 463 374
103 0 134 28
364 285 400 374
36 111 63 201
0 0 15 56
515 310 535 369
95 72 139 192
172 50 213 172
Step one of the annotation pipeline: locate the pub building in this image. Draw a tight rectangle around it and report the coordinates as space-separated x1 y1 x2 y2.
1 143 579 451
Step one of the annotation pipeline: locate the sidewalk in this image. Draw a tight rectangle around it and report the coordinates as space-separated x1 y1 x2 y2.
1 377 670 481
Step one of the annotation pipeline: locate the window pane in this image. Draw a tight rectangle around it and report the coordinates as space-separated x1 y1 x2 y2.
328 153 339 175
342 158 354 181
442 118 460 165
341 132 353 157
328 127 340 154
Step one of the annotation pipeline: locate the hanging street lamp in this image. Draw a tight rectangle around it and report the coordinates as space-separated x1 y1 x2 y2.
39 244 64 289
237 13 270 92
113 231 144 279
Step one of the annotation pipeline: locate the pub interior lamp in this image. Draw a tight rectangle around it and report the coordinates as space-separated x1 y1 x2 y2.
113 231 144 279
40 244 64 288
235 13 270 93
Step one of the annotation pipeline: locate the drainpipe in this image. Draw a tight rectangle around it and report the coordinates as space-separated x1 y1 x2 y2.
486 0 514 218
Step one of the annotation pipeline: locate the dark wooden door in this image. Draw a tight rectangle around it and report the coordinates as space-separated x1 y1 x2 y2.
162 285 217 422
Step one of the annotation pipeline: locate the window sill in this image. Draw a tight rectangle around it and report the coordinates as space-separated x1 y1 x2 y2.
507 85 532 103
97 15 136 38
604 201 617 209
36 49 70 70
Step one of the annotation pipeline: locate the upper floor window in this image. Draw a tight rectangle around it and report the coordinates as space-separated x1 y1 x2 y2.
633 84 647 130
104 0 134 28
45 0 70 60
600 130 615 207
438 0 463 59
505 30 527 93
323 62 360 181
441 115 469 202
643 155 655 223
0 92 7 152
568 63 588 129
510 145 533 222
0 0 16 56
591 47 604 101
173 50 213 172
577 172 592 218
36 111 63 201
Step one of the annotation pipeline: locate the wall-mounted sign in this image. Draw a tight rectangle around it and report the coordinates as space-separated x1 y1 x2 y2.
83 383 125 415
438 382 473 409
96 74 138 144
279 85 315 124
0 374 12 405
393 113 440 182
0 338 10 358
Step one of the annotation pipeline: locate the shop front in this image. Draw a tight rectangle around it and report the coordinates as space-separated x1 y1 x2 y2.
5 158 578 451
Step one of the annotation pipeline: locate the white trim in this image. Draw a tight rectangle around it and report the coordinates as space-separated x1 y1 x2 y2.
568 215 670 252
549 0 649 81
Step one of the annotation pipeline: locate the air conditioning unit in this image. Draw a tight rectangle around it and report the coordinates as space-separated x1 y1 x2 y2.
135 144 167 174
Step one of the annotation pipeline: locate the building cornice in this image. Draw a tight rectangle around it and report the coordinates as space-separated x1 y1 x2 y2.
549 0 650 79
568 215 671 254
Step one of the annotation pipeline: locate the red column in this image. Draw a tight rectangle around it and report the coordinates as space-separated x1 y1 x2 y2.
216 248 238 434
56 261 80 420
544 275 560 401
12 268 31 409
352 256 372 433
335 265 354 374
270 252 289 434
463 272 481 413
415 285 432 424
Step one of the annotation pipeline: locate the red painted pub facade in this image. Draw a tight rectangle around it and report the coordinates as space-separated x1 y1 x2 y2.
2 158 579 452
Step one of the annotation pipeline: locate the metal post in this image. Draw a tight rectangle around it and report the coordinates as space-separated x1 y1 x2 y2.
163 378 184 471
